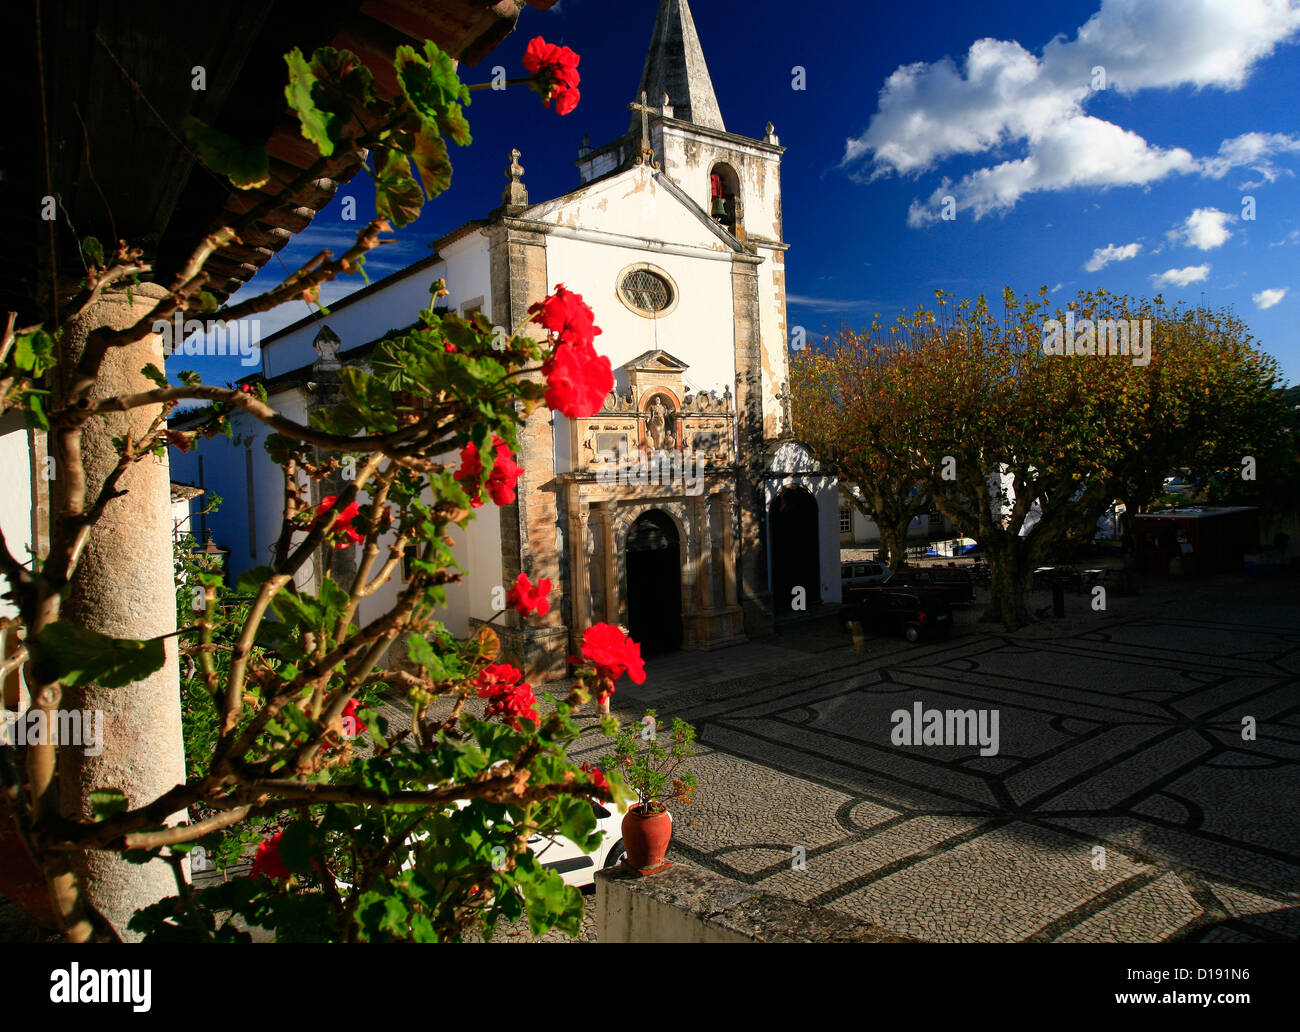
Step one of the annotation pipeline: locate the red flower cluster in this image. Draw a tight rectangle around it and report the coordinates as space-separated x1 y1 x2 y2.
314 496 363 548
454 436 523 508
581 761 610 794
530 285 613 419
507 572 551 618
474 663 540 730
251 832 291 881
579 623 646 702
523 37 580 115
340 697 365 740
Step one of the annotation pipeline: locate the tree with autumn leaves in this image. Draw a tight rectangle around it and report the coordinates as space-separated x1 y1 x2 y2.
0 35 655 943
791 287 1287 629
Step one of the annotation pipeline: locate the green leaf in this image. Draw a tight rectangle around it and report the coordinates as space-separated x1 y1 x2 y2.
339 366 399 431
34 623 167 689
141 363 168 388
198 291 220 314
82 236 105 268
182 115 271 189
411 130 453 198
372 149 424 229
179 370 203 387
284 49 342 158
89 788 128 820
12 330 56 377
23 392 49 432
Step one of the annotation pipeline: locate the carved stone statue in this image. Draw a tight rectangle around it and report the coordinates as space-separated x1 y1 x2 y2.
647 396 667 450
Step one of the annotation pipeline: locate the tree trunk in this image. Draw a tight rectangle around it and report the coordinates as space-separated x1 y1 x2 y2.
878 521 908 570
983 538 1034 629
53 284 185 939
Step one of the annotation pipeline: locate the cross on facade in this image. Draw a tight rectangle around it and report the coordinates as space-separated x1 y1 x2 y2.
628 90 659 167
776 381 793 431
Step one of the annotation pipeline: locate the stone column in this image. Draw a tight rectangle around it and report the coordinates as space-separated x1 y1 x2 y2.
568 487 591 653
721 489 739 608
486 221 568 682
731 257 773 636
596 502 620 624
55 283 185 939
693 494 714 611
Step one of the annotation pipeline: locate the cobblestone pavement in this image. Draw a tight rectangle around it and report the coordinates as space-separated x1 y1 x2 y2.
571 573 1300 943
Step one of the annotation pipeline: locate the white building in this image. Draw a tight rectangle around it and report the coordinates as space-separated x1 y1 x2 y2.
171 0 842 679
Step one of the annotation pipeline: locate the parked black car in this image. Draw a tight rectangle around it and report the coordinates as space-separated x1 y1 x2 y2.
875 567 975 604
839 589 953 642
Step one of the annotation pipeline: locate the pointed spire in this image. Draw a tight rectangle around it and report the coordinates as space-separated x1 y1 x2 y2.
630 0 724 133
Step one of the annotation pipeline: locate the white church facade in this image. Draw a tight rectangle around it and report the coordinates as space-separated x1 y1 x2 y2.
169 0 842 681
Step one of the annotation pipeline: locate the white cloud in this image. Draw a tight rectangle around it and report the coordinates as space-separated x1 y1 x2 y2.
1084 240 1142 271
1152 264 1211 287
1168 207 1235 250
1253 287 1288 308
1202 131 1300 181
845 0 1300 219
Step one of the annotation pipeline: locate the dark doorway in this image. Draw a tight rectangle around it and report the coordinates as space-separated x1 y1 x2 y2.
769 487 820 612
626 510 683 654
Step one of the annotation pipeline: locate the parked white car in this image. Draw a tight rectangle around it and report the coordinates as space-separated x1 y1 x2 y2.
529 800 625 888
341 798 625 892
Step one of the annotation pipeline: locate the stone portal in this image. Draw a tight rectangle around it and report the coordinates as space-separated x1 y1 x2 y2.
769 486 820 612
626 509 683 654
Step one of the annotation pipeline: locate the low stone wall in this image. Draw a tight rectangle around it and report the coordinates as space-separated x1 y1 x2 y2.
595 862 915 943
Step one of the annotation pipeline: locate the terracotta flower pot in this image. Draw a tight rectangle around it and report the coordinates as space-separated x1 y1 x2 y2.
621 803 673 872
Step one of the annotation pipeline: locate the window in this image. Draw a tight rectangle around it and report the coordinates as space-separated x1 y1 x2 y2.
620 269 672 313
839 507 852 534
616 263 679 319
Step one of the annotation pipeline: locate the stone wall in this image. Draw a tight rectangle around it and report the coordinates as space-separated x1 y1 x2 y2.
595 862 915 943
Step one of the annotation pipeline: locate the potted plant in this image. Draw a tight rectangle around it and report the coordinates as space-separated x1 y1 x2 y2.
603 709 697 873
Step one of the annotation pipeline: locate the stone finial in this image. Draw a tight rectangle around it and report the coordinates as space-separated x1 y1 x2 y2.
312 325 341 368
764 121 779 145
502 148 529 207
660 91 674 118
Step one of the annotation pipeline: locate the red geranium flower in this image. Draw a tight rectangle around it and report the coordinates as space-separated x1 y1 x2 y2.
581 762 610 794
523 37 580 115
487 443 523 506
529 284 600 347
455 437 523 508
474 663 539 730
314 495 363 548
542 340 613 419
341 698 365 739
507 572 551 618
251 832 291 881
580 623 647 696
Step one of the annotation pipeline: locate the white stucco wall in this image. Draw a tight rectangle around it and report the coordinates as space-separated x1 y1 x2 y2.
0 417 33 622
765 441 841 604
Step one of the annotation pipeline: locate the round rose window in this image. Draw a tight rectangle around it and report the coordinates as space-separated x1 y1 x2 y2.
620 269 673 314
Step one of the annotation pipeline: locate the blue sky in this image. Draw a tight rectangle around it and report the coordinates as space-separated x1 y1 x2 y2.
189 0 1300 387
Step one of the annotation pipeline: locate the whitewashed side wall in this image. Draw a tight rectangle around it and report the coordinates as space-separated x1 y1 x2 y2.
0 417 32 622
260 232 491 378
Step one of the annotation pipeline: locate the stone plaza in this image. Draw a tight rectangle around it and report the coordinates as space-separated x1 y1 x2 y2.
541 572 1300 943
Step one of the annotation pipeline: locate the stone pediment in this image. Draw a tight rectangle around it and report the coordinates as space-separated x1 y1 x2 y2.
623 349 690 373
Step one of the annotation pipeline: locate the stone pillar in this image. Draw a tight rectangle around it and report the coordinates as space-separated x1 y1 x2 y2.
487 221 568 682
55 283 185 939
693 494 714 610
721 490 739 608
567 486 591 654
596 501 620 624
731 257 774 636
